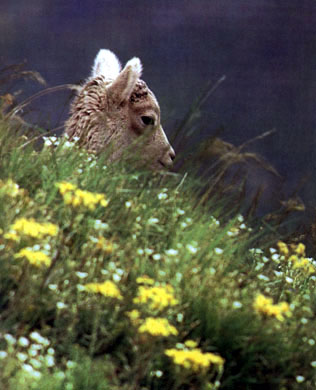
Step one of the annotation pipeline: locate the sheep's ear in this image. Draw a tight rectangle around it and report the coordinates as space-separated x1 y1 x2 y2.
107 57 143 105
91 49 122 79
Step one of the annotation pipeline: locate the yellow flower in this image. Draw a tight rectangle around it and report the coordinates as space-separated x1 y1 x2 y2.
253 294 273 312
84 281 123 300
138 317 178 337
292 258 316 275
184 340 198 348
294 243 306 256
288 254 299 263
253 294 291 321
277 241 289 257
56 182 109 210
133 284 178 311
126 309 141 325
56 181 77 195
9 218 58 239
15 248 51 267
95 237 113 253
136 275 155 285
3 232 20 242
165 348 224 372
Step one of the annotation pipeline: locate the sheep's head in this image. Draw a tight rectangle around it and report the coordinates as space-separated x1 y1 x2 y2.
65 49 175 170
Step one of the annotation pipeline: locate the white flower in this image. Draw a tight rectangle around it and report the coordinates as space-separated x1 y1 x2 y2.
76 272 88 279
271 254 280 262
296 376 305 383
17 352 28 362
250 248 263 254
148 217 159 225
93 220 109 231
22 363 34 373
18 337 30 347
210 216 220 227
56 302 67 310
113 273 121 282
125 201 132 208
186 244 198 255
30 358 42 369
30 332 49 346
176 313 184 322
255 263 264 271
4 334 16 345
257 274 270 281
237 214 244 222
45 355 55 367
43 136 58 147
153 253 161 261
214 247 223 255
48 284 58 291
311 361 316 368
66 360 76 369
0 351 7 359
63 141 74 149
165 248 178 256
232 301 243 309
285 277 293 284
158 193 167 200
209 267 216 275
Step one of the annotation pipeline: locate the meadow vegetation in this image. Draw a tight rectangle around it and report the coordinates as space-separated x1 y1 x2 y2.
0 79 316 389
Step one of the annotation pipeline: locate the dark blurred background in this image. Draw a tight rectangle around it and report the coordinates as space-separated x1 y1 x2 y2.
1 0 316 213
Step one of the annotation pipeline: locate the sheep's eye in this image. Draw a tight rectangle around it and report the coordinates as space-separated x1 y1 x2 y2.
141 116 155 126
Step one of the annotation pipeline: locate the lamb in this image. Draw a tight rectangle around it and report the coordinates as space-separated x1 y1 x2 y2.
64 49 175 169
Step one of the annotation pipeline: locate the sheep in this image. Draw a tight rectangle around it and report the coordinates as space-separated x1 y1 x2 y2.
64 49 175 169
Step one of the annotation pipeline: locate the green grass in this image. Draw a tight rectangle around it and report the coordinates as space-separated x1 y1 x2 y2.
0 114 316 390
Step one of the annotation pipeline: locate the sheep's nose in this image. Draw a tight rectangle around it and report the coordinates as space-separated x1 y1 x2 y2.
159 147 176 168
169 148 176 162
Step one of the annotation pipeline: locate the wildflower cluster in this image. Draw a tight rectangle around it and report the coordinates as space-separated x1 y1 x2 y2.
3 217 58 268
83 281 123 300
0 332 54 380
15 247 51 267
253 294 291 321
277 241 316 275
133 279 178 311
138 317 178 337
125 276 180 339
57 182 109 210
5 217 58 242
165 341 224 372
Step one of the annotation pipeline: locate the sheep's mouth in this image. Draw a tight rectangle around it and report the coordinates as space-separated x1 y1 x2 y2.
158 160 167 169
